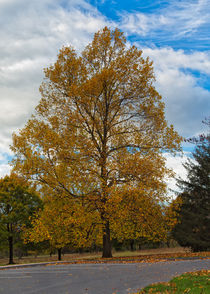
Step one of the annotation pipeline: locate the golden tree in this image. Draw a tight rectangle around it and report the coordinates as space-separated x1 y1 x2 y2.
25 190 101 260
11 27 182 257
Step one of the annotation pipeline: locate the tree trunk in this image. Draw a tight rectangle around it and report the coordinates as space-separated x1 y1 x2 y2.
130 239 135 251
102 221 112 258
58 248 62 261
8 235 14 264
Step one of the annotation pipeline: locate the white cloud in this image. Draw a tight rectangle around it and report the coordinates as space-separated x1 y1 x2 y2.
120 0 210 40
0 153 12 178
0 163 12 178
141 47 210 138
143 48 210 75
118 1 210 138
164 152 192 197
0 0 110 175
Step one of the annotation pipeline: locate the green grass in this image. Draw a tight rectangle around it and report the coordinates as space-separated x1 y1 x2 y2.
0 248 209 266
136 270 210 293
0 247 187 266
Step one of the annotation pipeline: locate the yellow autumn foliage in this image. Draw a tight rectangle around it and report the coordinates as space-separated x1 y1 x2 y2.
11 27 182 257
25 191 102 249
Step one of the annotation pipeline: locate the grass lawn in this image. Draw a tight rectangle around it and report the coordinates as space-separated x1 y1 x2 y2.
0 247 209 266
135 270 210 293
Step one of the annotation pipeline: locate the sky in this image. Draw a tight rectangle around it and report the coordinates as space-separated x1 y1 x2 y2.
0 0 209 194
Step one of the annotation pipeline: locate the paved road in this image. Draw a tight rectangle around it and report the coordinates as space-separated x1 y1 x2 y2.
0 259 209 294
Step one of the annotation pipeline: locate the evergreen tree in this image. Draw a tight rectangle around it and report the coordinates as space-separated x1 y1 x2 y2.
172 119 210 251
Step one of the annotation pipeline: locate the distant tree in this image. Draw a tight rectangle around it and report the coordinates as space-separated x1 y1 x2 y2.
0 174 42 264
111 183 179 245
172 119 210 251
11 27 181 257
25 191 101 261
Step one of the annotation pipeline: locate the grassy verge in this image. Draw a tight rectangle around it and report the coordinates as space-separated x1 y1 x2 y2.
135 270 210 293
0 248 209 266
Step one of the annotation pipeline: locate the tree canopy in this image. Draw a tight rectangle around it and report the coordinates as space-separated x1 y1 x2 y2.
0 174 42 264
25 189 102 260
11 27 182 257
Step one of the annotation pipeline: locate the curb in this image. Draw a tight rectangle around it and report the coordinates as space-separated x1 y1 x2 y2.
0 256 209 270
0 261 73 270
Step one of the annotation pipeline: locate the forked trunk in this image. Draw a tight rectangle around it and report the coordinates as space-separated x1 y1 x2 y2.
102 221 112 258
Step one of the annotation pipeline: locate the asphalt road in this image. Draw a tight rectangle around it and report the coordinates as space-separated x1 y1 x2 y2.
0 259 209 294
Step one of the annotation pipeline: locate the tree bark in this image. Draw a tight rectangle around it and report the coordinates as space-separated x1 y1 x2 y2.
102 221 112 258
8 235 14 264
130 239 135 251
58 248 62 261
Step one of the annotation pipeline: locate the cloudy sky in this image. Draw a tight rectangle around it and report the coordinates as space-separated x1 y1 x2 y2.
0 0 209 193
